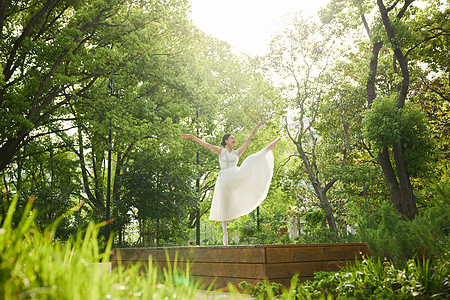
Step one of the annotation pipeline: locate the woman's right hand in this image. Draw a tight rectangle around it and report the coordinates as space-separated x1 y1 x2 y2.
181 134 194 139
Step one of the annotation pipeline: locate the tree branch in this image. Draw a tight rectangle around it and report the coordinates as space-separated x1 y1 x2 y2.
397 0 414 19
367 42 383 107
405 31 449 58
361 13 371 38
377 0 410 108
34 1 71 41
25 125 78 143
0 0 5 40
3 0 55 82
387 0 401 12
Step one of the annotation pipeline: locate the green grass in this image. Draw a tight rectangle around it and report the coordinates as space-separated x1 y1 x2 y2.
0 197 222 299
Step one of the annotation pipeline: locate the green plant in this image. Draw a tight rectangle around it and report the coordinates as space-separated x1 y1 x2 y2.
291 256 450 299
358 179 450 264
238 280 282 298
0 196 213 299
293 208 345 244
237 215 287 245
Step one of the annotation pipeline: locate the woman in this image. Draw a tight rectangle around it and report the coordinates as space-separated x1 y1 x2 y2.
181 120 280 245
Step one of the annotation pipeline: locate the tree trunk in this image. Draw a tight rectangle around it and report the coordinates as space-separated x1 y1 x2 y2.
363 0 418 220
76 126 103 208
296 144 338 234
371 0 417 220
317 189 338 234
378 146 417 219
367 41 383 107
392 141 417 219
0 128 29 172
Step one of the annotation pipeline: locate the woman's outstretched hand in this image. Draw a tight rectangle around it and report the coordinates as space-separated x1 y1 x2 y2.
252 120 265 132
181 134 194 139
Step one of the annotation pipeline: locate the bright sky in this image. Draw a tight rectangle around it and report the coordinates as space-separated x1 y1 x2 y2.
190 0 331 56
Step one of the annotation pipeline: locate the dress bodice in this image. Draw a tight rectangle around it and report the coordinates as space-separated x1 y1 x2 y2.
219 148 239 170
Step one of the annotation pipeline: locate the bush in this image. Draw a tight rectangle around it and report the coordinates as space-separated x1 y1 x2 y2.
357 179 450 264
238 280 282 298
293 256 450 299
237 214 290 245
236 255 449 299
363 95 401 151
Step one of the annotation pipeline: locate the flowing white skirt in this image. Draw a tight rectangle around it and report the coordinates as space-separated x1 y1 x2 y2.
209 149 274 221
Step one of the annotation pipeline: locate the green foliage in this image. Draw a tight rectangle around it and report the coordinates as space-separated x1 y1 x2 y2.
364 97 436 178
293 207 341 244
121 140 197 246
293 256 450 299
407 5 450 74
236 214 290 245
0 0 191 165
238 281 282 299
363 95 401 151
1 148 86 239
358 202 419 263
303 207 326 227
400 102 436 178
357 179 450 264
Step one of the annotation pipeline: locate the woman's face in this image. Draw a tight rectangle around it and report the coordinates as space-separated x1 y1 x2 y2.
226 135 236 147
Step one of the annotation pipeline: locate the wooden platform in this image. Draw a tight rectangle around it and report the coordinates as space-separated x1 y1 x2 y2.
111 243 370 289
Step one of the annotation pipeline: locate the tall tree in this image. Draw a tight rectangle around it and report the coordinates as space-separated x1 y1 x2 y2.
260 13 357 234
0 0 201 237
0 0 189 172
320 0 448 219
122 139 197 246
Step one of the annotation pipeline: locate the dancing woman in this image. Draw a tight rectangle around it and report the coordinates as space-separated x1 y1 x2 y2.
182 120 280 246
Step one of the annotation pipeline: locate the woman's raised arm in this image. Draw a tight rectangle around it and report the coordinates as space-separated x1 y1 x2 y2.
237 120 265 156
181 134 222 155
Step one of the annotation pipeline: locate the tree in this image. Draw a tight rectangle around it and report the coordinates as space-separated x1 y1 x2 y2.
0 0 189 172
0 0 197 233
121 139 197 246
320 0 448 219
260 13 358 234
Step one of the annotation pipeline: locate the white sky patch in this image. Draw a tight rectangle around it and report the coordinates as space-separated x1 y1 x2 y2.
190 0 330 56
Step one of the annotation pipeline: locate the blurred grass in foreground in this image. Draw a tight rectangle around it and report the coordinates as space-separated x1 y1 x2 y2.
0 196 223 299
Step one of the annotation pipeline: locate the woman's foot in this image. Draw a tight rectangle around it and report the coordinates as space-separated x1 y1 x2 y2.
266 137 281 151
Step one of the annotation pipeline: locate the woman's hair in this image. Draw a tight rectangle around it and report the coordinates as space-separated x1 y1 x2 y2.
221 133 232 147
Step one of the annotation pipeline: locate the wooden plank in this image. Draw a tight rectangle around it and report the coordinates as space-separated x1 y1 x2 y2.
265 243 369 263
151 261 265 279
265 260 355 279
112 246 265 264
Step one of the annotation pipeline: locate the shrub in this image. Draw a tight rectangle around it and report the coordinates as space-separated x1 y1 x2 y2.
357 179 450 264
238 280 282 298
291 257 450 299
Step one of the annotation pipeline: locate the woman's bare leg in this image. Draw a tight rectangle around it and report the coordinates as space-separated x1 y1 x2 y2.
222 221 228 246
266 137 281 151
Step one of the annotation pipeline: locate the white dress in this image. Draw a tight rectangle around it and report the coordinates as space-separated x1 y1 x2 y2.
209 148 274 221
